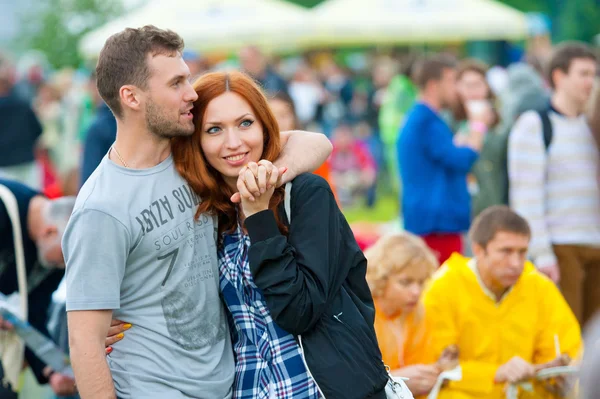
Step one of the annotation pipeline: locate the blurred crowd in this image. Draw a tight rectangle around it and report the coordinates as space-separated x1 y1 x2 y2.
2 37 600 398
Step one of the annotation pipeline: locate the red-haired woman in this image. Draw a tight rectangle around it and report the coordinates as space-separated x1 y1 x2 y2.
171 71 393 399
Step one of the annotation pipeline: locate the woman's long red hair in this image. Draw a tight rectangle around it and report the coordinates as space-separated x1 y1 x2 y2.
172 71 287 237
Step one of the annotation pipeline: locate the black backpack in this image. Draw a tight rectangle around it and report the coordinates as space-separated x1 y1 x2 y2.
502 109 553 205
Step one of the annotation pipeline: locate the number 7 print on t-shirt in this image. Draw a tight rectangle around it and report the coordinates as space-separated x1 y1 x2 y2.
158 248 179 286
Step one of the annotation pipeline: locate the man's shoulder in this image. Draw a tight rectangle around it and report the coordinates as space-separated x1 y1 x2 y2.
0 178 40 199
0 178 40 220
518 263 557 291
428 254 471 290
75 162 128 215
512 110 544 133
0 94 31 110
403 104 439 130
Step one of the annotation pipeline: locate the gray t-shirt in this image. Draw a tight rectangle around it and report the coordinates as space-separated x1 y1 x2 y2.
63 155 234 399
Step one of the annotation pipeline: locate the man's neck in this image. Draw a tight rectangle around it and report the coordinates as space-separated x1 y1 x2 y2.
112 121 172 169
27 196 45 241
474 260 509 302
419 93 441 113
551 92 584 118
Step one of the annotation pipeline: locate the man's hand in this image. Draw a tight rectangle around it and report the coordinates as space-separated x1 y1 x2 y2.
49 372 77 396
539 264 560 283
0 315 14 331
393 364 440 396
495 356 536 384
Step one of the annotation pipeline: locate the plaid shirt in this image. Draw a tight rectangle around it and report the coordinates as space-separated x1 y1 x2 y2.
219 225 320 399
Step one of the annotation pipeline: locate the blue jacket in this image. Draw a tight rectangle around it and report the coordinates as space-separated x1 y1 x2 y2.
397 103 478 235
80 103 116 186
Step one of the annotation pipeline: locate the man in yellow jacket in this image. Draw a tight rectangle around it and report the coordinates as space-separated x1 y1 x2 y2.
423 206 581 399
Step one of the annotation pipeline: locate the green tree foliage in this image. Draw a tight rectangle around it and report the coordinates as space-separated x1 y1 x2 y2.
557 0 600 43
21 0 123 69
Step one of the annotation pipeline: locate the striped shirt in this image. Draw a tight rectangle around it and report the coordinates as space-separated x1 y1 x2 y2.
508 109 600 268
218 225 320 399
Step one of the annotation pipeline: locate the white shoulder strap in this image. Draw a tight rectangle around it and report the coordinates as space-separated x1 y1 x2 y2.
0 184 28 321
284 182 292 224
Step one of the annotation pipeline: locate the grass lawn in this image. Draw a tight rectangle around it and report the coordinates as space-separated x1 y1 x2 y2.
342 193 399 224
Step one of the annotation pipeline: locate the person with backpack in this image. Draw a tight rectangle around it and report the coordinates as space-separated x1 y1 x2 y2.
508 42 600 326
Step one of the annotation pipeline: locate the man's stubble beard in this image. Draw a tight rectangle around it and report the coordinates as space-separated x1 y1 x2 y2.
145 100 195 139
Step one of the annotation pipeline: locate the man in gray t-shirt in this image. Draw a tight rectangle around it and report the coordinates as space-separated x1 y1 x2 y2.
64 155 234 398
64 25 331 399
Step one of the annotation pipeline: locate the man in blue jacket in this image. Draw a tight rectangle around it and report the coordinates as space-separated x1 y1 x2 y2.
397 54 485 264
79 101 116 186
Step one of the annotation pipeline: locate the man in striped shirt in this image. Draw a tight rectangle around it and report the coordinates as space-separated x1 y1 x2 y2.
508 42 600 326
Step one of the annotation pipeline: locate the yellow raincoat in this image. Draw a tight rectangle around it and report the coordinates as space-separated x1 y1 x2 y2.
422 254 581 399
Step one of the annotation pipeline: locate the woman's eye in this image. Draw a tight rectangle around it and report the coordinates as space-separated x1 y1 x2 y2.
240 119 254 128
206 126 220 134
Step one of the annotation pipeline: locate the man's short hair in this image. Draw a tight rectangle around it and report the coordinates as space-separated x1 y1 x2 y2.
413 53 457 90
469 205 531 248
546 41 598 89
96 25 184 119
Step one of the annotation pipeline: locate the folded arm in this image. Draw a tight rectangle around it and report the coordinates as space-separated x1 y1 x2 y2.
277 131 332 183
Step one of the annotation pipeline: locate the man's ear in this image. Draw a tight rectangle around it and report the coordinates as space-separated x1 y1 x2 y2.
472 241 485 259
40 223 58 240
119 85 142 113
552 69 565 90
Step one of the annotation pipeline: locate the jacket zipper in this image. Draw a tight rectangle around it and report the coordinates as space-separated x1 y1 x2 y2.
333 313 407 397
297 335 326 398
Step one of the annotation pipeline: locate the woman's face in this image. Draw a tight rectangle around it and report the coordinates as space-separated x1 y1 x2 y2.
457 70 489 102
269 98 296 132
200 92 264 187
381 266 429 315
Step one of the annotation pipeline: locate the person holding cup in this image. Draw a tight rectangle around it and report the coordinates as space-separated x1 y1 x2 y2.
453 60 503 218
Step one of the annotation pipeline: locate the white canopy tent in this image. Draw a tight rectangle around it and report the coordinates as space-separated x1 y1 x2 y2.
302 0 528 47
79 0 311 58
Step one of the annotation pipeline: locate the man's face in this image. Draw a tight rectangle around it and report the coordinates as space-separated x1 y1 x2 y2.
142 54 199 139
474 231 530 291
239 47 266 78
438 67 459 109
556 58 597 108
36 225 64 269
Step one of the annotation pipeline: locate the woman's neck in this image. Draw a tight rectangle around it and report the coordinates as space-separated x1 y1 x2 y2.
375 297 402 319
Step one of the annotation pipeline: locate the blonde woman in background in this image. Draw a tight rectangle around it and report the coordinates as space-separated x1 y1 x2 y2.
366 232 458 397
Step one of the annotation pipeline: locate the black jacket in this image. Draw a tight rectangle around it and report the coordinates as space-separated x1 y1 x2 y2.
245 173 388 399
